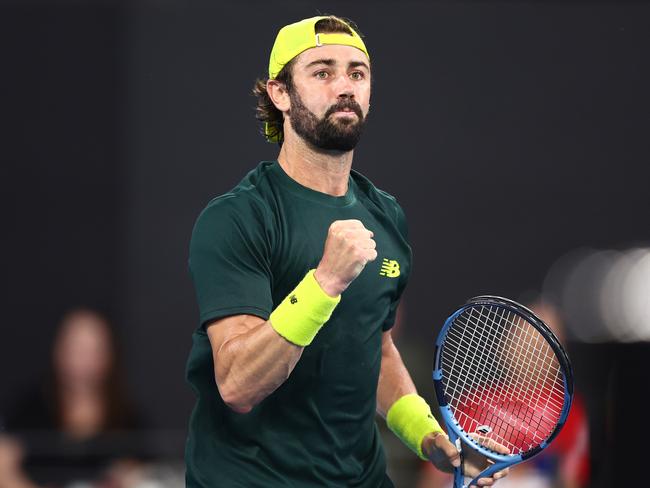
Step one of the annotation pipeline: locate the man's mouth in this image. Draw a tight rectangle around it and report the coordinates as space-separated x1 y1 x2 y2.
326 103 363 119
332 108 357 115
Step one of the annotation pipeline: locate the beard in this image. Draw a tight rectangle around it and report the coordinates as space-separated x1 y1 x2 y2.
288 90 366 152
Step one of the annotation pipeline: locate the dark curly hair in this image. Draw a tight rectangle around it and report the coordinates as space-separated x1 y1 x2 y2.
253 16 364 145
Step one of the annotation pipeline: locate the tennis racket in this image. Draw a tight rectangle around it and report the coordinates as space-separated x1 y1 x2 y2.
432 296 573 488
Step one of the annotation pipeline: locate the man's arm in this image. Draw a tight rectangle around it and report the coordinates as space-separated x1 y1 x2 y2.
377 330 509 487
376 329 418 418
377 329 457 460
206 219 377 414
206 314 303 414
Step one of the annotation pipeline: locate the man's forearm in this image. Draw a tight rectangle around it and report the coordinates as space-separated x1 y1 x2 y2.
376 332 418 417
212 317 304 414
212 269 340 413
377 331 449 461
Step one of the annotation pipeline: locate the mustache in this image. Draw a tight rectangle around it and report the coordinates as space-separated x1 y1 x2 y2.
324 99 364 120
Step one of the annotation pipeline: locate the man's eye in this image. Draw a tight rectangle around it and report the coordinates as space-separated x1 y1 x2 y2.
315 71 329 79
350 71 365 80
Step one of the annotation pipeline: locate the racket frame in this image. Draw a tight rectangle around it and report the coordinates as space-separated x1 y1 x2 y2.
432 296 574 488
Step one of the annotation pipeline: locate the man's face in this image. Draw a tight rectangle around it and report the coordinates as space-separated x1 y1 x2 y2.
286 44 371 151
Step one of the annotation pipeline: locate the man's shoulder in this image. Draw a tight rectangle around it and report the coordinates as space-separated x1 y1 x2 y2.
351 168 401 210
193 162 277 231
350 169 408 238
202 162 276 212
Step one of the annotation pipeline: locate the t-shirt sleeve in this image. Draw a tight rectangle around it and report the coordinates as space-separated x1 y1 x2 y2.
382 298 402 332
188 194 273 328
382 203 411 331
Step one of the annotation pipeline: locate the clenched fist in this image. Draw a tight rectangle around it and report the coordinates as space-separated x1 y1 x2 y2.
314 220 377 297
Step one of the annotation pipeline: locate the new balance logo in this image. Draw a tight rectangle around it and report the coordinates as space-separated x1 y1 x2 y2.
379 259 400 278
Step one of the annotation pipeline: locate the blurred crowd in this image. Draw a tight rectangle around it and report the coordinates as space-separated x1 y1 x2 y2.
0 309 183 488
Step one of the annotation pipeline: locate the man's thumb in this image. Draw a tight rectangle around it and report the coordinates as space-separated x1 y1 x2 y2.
436 435 461 468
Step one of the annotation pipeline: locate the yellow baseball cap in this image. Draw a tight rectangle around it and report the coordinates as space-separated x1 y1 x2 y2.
265 16 370 142
268 16 370 80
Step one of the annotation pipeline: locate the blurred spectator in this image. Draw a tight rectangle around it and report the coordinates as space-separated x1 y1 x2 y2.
415 299 589 488
0 308 147 488
0 437 38 488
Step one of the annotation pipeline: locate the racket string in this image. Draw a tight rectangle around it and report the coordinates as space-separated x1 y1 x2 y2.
470 306 562 450
446 307 528 448
481 308 560 450
440 304 566 455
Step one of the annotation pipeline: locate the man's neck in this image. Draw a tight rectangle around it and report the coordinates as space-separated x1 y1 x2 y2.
277 134 353 197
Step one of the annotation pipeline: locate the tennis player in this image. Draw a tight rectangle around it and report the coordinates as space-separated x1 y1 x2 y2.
185 15 509 487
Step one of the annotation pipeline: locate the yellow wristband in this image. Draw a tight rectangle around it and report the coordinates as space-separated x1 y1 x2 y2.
386 394 444 460
269 270 340 346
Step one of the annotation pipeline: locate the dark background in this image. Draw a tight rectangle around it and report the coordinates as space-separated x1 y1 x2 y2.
4 1 649 486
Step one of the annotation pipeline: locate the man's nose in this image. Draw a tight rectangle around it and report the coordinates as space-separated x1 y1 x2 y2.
332 73 355 98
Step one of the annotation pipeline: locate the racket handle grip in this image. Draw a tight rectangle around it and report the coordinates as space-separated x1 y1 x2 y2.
453 467 465 488
453 437 465 488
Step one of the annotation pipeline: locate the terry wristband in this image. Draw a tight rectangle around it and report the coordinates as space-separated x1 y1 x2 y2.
386 393 445 460
269 269 340 346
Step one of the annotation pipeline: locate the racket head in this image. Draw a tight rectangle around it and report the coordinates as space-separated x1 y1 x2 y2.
433 296 574 466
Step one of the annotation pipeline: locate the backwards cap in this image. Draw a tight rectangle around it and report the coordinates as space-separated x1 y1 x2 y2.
265 16 370 142
268 16 370 80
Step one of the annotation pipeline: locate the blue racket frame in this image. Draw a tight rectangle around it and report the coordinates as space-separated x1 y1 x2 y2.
432 296 574 488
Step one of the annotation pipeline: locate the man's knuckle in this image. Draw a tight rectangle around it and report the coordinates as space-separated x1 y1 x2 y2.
330 221 343 231
342 230 355 241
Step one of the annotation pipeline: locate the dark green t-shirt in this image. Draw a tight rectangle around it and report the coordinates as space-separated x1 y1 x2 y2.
185 161 412 487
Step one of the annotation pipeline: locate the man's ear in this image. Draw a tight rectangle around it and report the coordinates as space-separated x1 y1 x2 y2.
267 79 291 112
